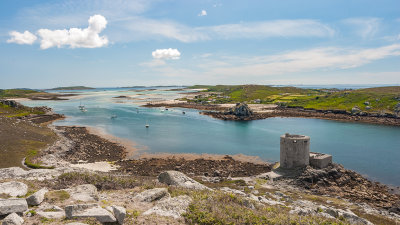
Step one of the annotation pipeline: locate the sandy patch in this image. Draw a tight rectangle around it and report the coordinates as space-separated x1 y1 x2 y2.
70 161 119 172
86 126 148 159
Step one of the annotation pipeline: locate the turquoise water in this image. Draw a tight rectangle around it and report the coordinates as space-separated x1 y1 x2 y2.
23 88 400 186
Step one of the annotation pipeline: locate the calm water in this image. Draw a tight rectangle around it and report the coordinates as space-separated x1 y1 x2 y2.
23 88 400 186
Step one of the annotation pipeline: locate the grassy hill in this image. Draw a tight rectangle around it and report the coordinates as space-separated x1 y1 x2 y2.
188 85 400 113
0 89 42 98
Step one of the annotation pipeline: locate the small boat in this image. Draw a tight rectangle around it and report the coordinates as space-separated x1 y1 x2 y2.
165 108 169 111
145 124 149 128
111 115 117 119
161 109 165 112
182 111 186 114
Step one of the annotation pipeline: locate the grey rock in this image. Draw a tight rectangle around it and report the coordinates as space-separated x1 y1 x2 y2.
37 210 66 219
220 187 246 196
133 188 170 202
351 106 362 115
0 182 28 197
65 203 116 223
143 195 192 219
324 207 373 225
37 204 65 219
227 103 253 117
158 171 211 190
67 184 98 202
1 212 24 225
112 205 126 225
26 188 48 206
0 199 28 215
0 167 79 181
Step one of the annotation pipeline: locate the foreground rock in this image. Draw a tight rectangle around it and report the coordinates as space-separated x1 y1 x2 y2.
289 200 373 225
1 212 24 225
133 188 170 202
0 182 27 197
143 195 192 219
0 199 28 215
158 171 211 190
66 184 99 202
26 188 48 206
111 205 126 225
65 203 116 223
36 204 65 219
0 167 78 181
295 164 400 210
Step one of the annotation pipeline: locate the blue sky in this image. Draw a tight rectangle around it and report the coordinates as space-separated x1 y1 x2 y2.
0 0 399 89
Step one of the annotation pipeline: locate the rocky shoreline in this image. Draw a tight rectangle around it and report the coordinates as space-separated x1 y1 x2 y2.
145 102 400 126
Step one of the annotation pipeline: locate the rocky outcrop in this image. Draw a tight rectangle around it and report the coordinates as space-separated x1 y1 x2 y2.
228 103 254 117
143 195 192 219
295 164 400 210
158 171 211 190
65 203 117 223
26 188 48 206
0 167 78 181
1 212 24 225
0 182 28 197
133 188 170 202
66 184 98 202
289 200 373 224
0 100 20 108
0 199 28 215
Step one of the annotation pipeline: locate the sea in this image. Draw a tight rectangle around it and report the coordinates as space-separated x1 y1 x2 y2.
22 87 400 186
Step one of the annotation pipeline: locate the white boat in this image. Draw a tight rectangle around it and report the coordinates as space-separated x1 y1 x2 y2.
161 109 165 112
78 101 86 112
145 124 149 128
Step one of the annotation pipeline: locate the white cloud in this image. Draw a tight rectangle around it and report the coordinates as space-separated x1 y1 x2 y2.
7 31 37 44
203 20 335 39
198 10 207 17
343 18 381 39
201 44 400 77
152 48 181 60
37 14 108 49
119 19 334 43
117 17 209 43
146 44 400 83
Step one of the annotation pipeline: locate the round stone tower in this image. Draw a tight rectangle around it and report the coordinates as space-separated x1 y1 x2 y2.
280 133 310 169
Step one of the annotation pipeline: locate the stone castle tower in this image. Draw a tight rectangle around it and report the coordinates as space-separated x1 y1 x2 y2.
280 133 310 169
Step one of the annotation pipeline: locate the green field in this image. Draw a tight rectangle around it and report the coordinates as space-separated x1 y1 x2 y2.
0 89 42 98
188 85 400 113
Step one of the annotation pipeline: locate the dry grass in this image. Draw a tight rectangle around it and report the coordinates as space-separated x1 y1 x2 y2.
182 190 349 225
48 172 139 191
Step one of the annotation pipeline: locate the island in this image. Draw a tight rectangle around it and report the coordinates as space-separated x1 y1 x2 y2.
48 86 95 90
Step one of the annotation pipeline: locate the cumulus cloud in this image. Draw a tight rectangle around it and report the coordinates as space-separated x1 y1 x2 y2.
152 48 181 60
7 31 37 45
37 14 108 49
198 10 207 16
